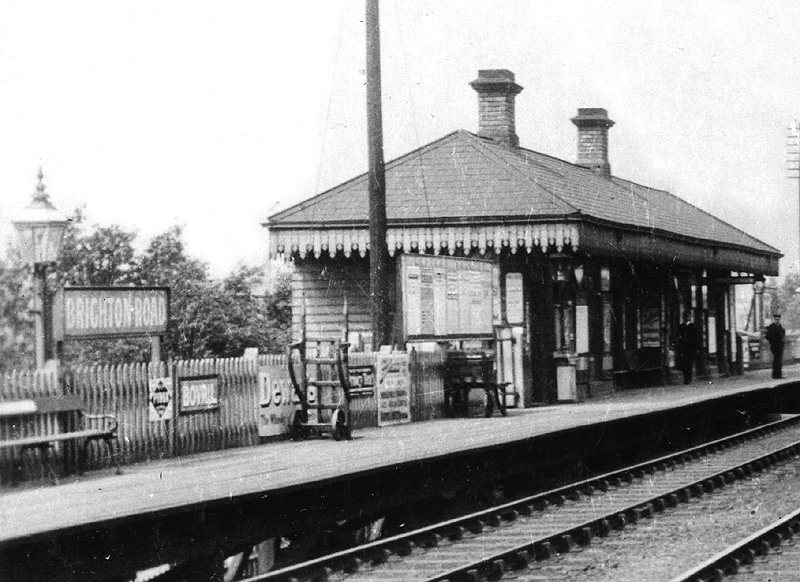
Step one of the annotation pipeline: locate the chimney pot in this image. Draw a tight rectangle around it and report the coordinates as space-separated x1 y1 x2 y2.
470 69 523 148
571 108 615 178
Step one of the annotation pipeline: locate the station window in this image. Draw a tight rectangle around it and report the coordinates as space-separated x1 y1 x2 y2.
600 267 611 292
598 266 613 370
602 302 613 353
553 262 576 354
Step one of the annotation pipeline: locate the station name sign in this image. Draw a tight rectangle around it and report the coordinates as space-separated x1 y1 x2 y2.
61 287 170 339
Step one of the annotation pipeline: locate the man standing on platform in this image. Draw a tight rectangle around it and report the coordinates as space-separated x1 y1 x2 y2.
766 313 786 379
676 310 699 385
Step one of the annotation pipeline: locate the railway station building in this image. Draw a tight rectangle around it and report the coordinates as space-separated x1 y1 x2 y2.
265 69 781 405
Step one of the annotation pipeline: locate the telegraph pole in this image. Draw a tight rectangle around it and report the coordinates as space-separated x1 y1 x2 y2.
787 120 800 275
366 0 392 348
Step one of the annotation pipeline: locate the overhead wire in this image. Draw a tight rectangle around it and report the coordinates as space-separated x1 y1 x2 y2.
315 1 348 197
392 0 432 220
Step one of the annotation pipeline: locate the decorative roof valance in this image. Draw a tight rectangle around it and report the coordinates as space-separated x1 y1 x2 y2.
270 223 579 260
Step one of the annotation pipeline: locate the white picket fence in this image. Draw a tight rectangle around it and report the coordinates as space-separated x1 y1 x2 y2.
0 350 445 485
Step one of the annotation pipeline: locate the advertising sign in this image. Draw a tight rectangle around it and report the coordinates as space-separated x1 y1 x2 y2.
576 305 590 354
376 353 412 426
348 364 375 396
505 272 524 325
60 287 169 339
257 365 299 437
640 307 661 347
148 377 174 422
398 255 499 340
748 338 762 360
178 375 219 413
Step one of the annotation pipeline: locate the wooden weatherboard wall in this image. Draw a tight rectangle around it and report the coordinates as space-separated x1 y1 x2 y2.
291 260 372 342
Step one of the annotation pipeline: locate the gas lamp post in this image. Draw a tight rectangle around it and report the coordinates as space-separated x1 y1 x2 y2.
13 168 70 368
753 279 765 333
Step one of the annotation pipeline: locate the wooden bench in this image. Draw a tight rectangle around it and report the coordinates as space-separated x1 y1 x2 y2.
615 347 664 388
444 350 511 418
0 395 120 484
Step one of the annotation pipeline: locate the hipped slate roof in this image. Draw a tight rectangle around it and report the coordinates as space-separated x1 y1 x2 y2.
267 129 779 258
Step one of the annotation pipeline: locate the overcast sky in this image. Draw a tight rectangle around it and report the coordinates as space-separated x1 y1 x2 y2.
1 1 799 279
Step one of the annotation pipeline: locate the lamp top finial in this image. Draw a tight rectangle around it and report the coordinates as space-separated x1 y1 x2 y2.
17 165 66 219
34 166 48 202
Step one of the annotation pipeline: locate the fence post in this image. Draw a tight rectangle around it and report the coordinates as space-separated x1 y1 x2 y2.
170 361 178 457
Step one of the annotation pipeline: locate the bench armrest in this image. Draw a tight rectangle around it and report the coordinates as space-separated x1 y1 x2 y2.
82 412 119 435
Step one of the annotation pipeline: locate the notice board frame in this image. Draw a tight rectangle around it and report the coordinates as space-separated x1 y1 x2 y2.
396 254 500 342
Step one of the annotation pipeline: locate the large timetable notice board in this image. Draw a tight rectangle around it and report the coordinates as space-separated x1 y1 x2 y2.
398 254 500 340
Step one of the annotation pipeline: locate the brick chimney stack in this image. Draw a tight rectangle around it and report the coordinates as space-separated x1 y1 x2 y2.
571 108 615 178
470 69 523 148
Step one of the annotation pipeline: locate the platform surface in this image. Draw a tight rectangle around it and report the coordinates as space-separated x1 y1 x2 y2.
1 366 796 545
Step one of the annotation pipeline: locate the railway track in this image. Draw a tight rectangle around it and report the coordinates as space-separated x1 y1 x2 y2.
244 414 800 582
508 441 800 582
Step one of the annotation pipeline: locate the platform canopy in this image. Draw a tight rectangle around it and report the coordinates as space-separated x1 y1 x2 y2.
266 129 780 275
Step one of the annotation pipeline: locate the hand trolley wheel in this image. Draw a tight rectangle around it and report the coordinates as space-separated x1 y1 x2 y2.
484 389 495 418
331 408 351 441
290 409 306 441
498 393 508 417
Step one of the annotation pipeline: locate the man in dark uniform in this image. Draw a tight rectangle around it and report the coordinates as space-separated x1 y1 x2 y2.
676 310 699 385
766 313 786 380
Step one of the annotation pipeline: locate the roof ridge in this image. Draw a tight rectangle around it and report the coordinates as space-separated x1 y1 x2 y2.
537 151 655 205
458 131 581 215
266 130 466 223
519 144 686 210
611 174 671 195
611 176 781 255
516 145 589 171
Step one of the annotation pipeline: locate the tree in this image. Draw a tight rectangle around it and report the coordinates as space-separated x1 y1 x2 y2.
139 226 212 359
139 227 292 360
0 253 34 371
139 225 207 288
770 274 800 332
57 209 143 287
263 268 292 352
220 265 292 356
